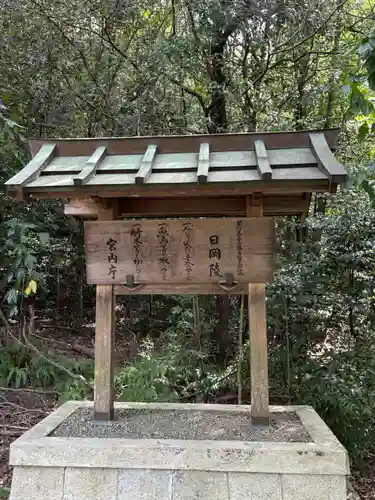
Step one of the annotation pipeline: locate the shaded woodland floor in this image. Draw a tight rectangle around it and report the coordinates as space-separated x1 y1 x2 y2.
0 320 374 499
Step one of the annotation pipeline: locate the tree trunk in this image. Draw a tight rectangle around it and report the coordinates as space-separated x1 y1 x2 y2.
207 35 229 132
212 295 231 364
324 2 342 128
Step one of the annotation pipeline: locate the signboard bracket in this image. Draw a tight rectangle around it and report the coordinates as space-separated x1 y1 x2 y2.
123 274 142 291
218 273 238 291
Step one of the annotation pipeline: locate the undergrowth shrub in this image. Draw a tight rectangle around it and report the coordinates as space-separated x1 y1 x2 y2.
299 348 375 462
0 343 94 399
116 300 221 402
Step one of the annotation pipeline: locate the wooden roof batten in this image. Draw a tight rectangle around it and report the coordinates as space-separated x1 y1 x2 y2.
135 144 158 185
73 146 107 186
254 140 272 180
309 132 346 183
6 143 56 198
197 143 210 184
5 128 347 211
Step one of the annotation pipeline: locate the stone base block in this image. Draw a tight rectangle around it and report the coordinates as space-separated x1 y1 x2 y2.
9 402 350 500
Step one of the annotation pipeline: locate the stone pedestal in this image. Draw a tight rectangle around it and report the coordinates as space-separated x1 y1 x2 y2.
9 402 349 500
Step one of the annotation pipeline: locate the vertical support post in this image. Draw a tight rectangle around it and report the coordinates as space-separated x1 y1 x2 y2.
246 194 269 424
94 205 115 420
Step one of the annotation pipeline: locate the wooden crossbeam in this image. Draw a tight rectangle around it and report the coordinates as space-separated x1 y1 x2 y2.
73 146 107 187
254 140 272 180
115 283 248 295
5 143 56 197
64 195 309 218
135 144 157 185
197 143 210 184
309 133 347 183
64 197 99 217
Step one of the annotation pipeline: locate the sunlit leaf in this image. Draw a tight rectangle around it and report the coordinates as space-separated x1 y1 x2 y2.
358 122 369 141
142 9 151 19
29 279 37 293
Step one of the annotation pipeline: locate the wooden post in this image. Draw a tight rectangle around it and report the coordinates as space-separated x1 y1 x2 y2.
246 194 270 424
94 205 115 420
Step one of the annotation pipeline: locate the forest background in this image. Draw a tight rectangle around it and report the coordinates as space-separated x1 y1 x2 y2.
1 0 375 497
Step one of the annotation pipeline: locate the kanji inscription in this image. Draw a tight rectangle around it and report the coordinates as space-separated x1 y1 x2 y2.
182 223 194 281
106 237 118 280
130 224 143 281
236 220 244 276
208 234 222 278
157 223 170 280
84 218 274 285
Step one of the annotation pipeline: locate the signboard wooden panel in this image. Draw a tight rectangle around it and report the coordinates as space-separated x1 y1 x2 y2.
84 218 275 286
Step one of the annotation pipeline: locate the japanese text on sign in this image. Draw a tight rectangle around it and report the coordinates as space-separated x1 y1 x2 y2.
182 223 194 281
209 234 222 278
106 237 118 279
130 224 144 281
157 223 170 280
84 218 274 285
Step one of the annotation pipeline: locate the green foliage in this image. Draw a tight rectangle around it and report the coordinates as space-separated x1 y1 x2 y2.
361 172 375 209
0 0 375 476
360 33 375 92
0 343 93 398
0 487 10 498
0 220 39 317
116 301 220 402
346 27 375 143
267 180 375 461
116 338 181 402
300 349 375 461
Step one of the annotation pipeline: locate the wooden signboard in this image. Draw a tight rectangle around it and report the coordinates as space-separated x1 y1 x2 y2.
84 218 275 287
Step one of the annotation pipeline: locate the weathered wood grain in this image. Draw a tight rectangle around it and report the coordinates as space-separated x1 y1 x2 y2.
254 140 272 180
247 193 264 217
5 143 56 192
29 128 340 157
114 283 248 295
84 218 275 285
248 283 269 424
26 167 327 192
64 198 99 217
197 143 210 184
309 133 347 183
247 196 269 424
64 195 309 219
94 207 115 421
73 146 107 186
94 284 115 420
30 180 332 200
135 144 157 184
42 148 318 174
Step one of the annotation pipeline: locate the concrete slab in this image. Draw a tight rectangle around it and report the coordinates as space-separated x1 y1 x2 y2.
9 402 349 475
8 402 349 500
63 467 118 500
117 470 172 500
9 466 64 500
282 474 347 500
173 471 229 500
229 472 282 499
